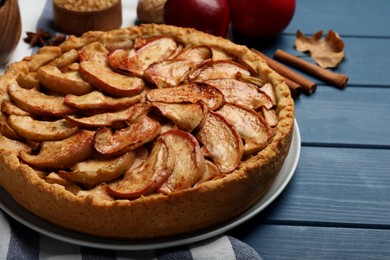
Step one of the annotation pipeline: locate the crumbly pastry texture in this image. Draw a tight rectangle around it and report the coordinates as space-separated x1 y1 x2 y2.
0 24 294 239
53 0 119 11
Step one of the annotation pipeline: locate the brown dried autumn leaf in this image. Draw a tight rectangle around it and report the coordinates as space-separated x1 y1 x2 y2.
295 30 345 69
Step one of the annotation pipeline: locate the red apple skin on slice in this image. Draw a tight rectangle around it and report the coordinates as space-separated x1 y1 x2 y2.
158 130 205 194
146 83 225 111
94 115 161 156
196 110 244 173
19 130 95 170
58 151 135 187
80 61 145 97
7 82 75 117
37 65 93 95
8 115 79 141
108 36 177 77
189 60 250 82
106 139 175 199
216 103 272 154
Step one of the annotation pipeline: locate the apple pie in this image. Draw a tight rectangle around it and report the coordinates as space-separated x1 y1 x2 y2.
0 24 294 239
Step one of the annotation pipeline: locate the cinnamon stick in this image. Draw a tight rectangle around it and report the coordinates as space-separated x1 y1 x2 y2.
284 77 303 99
274 49 349 89
252 48 316 95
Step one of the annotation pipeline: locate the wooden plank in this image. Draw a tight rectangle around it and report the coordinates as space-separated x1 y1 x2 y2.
294 87 390 146
260 146 390 225
284 0 390 37
230 224 390 260
240 35 390 87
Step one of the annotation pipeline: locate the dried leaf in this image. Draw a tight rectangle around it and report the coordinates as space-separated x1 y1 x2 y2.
295 30 345 68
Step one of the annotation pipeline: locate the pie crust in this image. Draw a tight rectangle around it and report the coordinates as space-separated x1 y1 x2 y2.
0 24 294 239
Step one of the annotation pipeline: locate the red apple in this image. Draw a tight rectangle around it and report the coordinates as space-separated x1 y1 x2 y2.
164 0 230 37
228 0 295 39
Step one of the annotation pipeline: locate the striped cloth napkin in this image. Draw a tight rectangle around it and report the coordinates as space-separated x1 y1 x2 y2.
0 1 263 259
0 210 261 260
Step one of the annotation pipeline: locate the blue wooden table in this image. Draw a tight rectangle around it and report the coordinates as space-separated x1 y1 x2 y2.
228 0 390 258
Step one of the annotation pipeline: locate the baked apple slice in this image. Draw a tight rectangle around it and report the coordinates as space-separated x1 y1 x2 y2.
0 119 22 141
261 106 278 127
0 135 32 154
43 172 81 195
144 60 194 88
48 49 79 69
8 115 79 141
45 172 82 195
106 139 175 199
237 74 277 108
8 81 74 116
27 46 62 72
216 103 271 154
1 101 31 116
158 130 205 194
195 160 222 186
79 42 109 64
143 46 213 88
58 151 135 187
189 60 250 81
76 184 114 201
94 115 161 155
19 130 95 170
108 36 177 77
80 61 145 97
152 102 204 132
16 72 40 89
64 90 143 110
146 83 225 110
196 110 244 173
260 83 277 107
126 146 149 172
65 104 148 128
176 45 213 61
37 65 93 95
205 78 272 110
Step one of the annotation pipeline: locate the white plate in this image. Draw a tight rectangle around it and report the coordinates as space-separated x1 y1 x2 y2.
0 120 300 251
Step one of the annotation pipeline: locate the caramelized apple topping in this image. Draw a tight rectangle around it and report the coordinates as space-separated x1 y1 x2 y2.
106 139 175 199
1 34 280 200
196 110 244 173
158 130 205 194
146 83 225 110
37 65 93 95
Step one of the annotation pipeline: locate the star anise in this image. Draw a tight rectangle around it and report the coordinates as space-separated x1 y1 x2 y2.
24 28 52 47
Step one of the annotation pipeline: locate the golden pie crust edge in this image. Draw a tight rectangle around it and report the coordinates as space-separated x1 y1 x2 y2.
0 24 294 240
